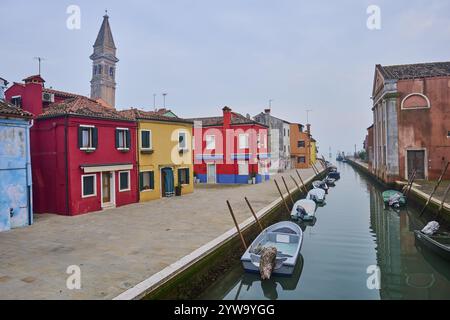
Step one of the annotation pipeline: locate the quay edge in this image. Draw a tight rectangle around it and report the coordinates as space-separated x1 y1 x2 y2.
114 168 327 300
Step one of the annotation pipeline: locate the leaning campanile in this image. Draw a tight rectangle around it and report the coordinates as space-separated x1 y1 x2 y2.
90 13 118 108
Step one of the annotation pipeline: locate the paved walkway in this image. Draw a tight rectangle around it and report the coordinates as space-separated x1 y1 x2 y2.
0 168 318 299
413 180 450 203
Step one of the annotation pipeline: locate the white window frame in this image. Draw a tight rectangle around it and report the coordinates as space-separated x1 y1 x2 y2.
239 134 249 149
118 170 131 192
178 167 190 185
206 135 216 150
140 170 155 192
140 129 152 150
81 174 97 198
400 93 431 110
116 127 130 151
79 125 96 151
178 131 187 151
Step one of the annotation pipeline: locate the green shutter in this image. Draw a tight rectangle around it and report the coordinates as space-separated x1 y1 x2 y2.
178 169 181 185
78 127 83 148
150 171 154 189
186 169 190 184
92 128 98 148
139 172 143 191
126 130 131 149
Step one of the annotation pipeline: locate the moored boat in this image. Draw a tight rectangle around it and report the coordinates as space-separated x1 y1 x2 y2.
382 190 407 208
312 180 328 191
414 231 450 261
241 221 303 276
307 188 326 203
291 199 316 221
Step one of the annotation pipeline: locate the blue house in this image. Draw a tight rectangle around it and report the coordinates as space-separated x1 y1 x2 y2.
0 77 33 232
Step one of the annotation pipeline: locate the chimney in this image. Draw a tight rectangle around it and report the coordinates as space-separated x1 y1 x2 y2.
306 124 311 135
222 106 232 129
0 77 8 101
264 108 271 114
22 75 44 115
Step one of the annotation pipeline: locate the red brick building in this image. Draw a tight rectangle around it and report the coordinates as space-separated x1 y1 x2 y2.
371 62 450 182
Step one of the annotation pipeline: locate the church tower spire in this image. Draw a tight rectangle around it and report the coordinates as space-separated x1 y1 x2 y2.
90 12 118 108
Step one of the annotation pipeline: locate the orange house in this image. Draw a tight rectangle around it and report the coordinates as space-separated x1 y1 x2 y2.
290 123 311 169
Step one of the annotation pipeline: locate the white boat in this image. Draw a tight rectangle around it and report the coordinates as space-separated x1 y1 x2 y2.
291 199 316 221
307 188 326 203
312 180 328 191
241 221 303 276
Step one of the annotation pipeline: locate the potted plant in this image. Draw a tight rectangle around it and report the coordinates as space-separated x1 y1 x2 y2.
175 184 182 196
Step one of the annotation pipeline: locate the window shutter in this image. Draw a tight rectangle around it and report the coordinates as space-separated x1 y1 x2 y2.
178 169 181 185
115 129 119 148
186 169 190 184
150 172 154 189
93 128 98 148
126 130 131 149
139 172 143 191
78 127 83 148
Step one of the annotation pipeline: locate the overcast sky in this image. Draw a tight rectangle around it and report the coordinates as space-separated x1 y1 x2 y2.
1 0 450 155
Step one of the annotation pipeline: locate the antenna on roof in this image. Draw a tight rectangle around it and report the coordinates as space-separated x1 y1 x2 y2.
153 93 157 111
34 57 46 75
306 109 312 124
162 93 168 108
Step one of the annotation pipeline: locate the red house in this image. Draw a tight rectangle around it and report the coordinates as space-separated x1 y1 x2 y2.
191 107 270 184
6 76 138 215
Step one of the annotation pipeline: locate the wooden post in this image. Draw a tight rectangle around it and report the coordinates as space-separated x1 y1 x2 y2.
296 170 308 193
226 200 247 250
313 162 321 174
405 170 417 199
438 183 450 214
245 197 263 232
310 162 317 174
402 168 416 195
274 179 290 213
290 175 302 194
420 162 449 216
281 176 294 205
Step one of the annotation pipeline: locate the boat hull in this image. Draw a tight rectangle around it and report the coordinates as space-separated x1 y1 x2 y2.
414 231 450 261
241 260 296 276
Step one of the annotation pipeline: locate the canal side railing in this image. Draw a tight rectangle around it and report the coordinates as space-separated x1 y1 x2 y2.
114 167 327 300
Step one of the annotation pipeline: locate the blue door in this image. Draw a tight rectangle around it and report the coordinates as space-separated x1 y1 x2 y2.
162 168 174 197
0 170 29 231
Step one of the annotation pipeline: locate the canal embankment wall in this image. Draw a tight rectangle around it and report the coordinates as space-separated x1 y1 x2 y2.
347 158 450 223
114 167 327 300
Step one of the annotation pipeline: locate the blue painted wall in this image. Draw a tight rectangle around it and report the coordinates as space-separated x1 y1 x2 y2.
0 118 32 232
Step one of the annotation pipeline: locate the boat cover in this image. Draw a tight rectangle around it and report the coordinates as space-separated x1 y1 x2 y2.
421 221 440 236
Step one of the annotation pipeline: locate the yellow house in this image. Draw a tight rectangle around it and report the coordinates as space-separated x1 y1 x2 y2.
310 138 317 165
121 109 194 201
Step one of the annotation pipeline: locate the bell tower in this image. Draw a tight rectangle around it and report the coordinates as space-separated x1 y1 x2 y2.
90 12 118 108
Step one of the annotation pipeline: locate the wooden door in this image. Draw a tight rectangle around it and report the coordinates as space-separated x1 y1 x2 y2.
102 172 111 203
407 150 425 179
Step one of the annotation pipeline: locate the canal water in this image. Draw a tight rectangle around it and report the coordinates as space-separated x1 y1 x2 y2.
199 162 450 300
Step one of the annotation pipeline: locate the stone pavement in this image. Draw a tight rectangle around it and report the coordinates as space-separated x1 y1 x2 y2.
0 168 318 299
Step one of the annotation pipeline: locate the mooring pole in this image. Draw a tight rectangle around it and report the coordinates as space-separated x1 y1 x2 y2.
244 197 263 232
402 169 415 195
405 169 417 199
313 162 321 174
274 179 290 213
281 176 294 205
309 162 317 175
290 175 302 194
296 170 308 193
226 200 247 250
420 161 449 216
437 183 450 215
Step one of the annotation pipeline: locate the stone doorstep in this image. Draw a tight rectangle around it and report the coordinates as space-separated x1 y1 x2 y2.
113 168 324 300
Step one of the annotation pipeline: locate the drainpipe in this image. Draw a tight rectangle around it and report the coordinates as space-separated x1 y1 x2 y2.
27 119 34 225
64 116 70 216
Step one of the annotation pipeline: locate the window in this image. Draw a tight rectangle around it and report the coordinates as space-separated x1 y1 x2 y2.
283 145 286 152
119 171 130 192
141 130 152 150
109 67 114 77
288 129 290 137
116 128 130 150
98 65 103 74
284 129 286 137
447 131 450 138
179 131 187 150
206 135 215 150
178 168 190 185
11 96 22 108
297 140 305 148
82 174 96 198
238 161 249 175
298 156 306 164
139 171 154 191
239 134 249 149
93 65 97 75
78 126 98 150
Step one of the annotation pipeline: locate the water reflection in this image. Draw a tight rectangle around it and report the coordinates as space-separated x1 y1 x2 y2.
200 163 450 300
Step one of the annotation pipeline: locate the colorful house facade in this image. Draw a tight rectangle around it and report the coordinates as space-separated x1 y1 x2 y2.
6 77 138 215
0 78 34 232
290 123 311 169
191 107 270 184
120 108 194 201
371 61 450 182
